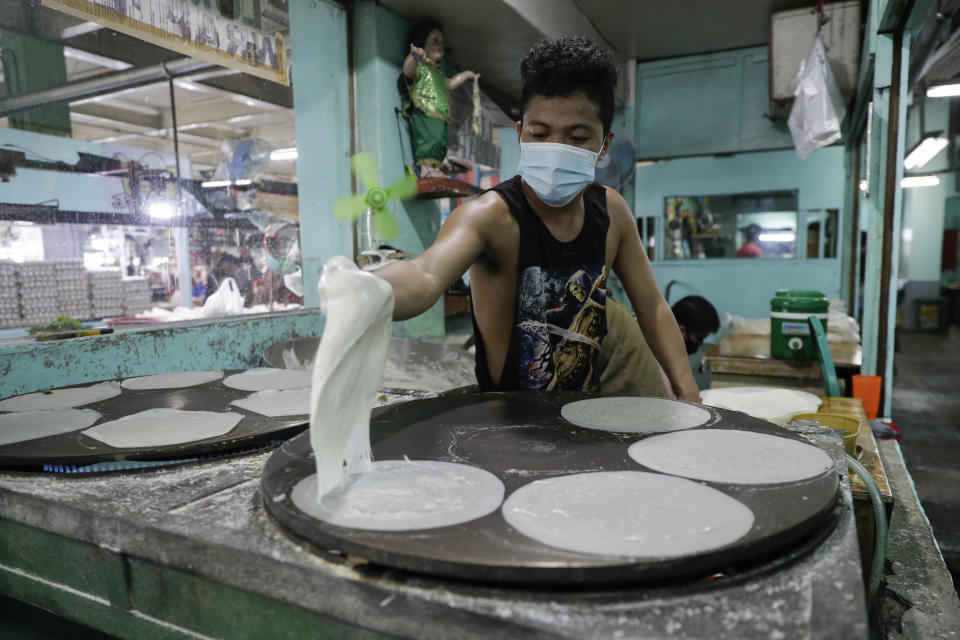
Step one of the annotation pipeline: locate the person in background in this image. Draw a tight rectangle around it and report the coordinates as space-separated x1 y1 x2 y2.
598 295 720 398
191 265 208 306
736 223 764 258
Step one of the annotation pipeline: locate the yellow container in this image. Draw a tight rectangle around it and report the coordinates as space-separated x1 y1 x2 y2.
791 412 861 456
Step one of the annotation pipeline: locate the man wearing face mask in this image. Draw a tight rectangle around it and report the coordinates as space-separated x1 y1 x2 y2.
377 36 700 402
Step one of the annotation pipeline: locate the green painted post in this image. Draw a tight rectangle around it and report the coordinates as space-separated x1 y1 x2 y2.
352 1 445 338
0 33 71 136
288 0 353 309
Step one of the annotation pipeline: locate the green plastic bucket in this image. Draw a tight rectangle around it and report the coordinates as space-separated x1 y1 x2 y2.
770 289 829 361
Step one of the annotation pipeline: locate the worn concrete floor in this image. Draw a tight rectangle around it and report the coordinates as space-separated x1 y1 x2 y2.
891 327 960 590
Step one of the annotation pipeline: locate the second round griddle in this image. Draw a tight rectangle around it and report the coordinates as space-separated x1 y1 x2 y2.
0 372 311 468
263 391 841 585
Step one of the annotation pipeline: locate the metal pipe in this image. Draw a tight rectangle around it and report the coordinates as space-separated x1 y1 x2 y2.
0 57 216 118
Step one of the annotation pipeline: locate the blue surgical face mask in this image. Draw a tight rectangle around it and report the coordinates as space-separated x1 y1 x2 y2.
517 142 601 208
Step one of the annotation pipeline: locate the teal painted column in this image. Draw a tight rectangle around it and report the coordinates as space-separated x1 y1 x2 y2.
860 0 888 381
880 33 909 416
352 0 444 337
860 2 910 417
289 0 353 308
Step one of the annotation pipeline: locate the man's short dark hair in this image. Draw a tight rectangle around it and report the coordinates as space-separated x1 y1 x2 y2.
672 296 720 337
520 36 618 135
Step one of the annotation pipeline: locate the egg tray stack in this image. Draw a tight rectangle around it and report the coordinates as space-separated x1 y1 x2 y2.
121 277 152 316
88 269 125 319
0 262 20 328
54 260 92 320
17 262 59 327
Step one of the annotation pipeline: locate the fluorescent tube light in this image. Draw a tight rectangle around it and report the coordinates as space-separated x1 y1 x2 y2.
758 232 796 242
270 148 298 161
903 133 948 170
234 179 253 186
201 180 232 188
927 84 960 98
901 175 940 188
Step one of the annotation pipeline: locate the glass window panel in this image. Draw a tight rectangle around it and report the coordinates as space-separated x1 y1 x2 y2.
0 11 298 330
663 191 798 260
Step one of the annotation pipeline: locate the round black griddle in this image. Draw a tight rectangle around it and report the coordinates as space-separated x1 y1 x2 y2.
0 371 311 469
263 391 841 585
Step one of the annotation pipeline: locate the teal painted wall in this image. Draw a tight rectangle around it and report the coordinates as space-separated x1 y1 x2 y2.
0 311 323 398
634 147 847 318
289 0 353 309
635 47 793 159
352 0 444 337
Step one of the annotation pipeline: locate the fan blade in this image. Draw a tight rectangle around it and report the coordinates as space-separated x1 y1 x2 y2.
385 173 419 201
351 153 379 191
372 207 400 240
332 194 368 222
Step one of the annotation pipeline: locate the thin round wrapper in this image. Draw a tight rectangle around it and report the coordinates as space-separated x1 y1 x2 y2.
122 370 223 390
502 471 754 558
561 397 711 434
0 382 121 412
628 429 834 485
291 460 505 531
231 388 310 417
699 387 821 423
223 368 311 392
0 409 101 446
82 408 243 448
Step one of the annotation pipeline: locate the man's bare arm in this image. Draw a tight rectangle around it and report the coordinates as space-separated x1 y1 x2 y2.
375 194 498 320
607 189 700 403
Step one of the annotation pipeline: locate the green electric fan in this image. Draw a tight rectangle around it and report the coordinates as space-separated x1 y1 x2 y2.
332 153 418 242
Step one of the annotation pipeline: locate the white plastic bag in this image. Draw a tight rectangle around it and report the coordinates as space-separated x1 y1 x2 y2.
787 36 846 159
202 277 245 317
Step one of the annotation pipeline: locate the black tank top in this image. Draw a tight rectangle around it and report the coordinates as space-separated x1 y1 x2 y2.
471 175 610 391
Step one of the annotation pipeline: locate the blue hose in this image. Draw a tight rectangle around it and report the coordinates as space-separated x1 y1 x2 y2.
846 454 888 605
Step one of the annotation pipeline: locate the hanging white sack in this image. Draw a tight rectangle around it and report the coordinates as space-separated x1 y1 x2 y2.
787 35 847 159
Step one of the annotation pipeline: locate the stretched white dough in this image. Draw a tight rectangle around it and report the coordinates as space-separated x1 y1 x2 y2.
309 256 395 498
0 382 121 412
122 370 223 390
82 408 242 448
0 409 101 445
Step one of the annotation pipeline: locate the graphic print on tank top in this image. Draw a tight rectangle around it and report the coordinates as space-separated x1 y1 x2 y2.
471 175 610 392
515 264 608 390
